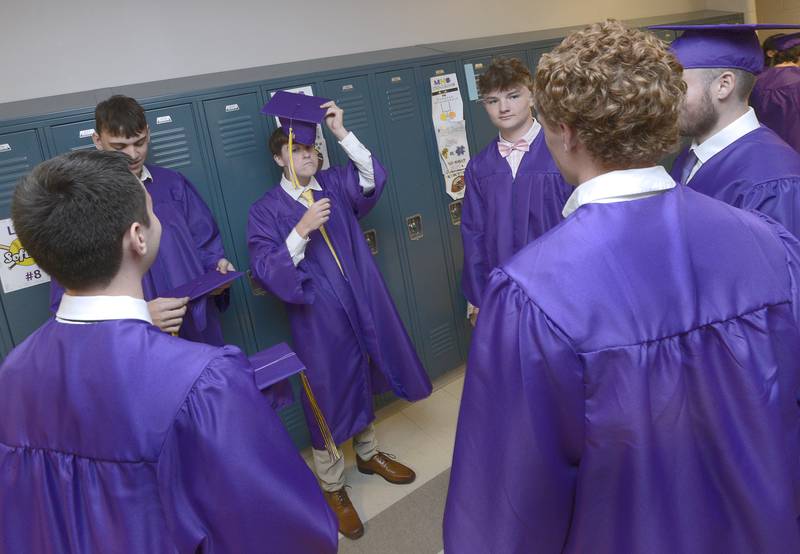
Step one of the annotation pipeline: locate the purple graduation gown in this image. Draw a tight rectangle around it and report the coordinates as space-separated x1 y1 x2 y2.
751 66 800 152
444 185 800 553
671 126 800 237
49 165 230 345
0 318 338 553
461 132 572 307
247 160 432 449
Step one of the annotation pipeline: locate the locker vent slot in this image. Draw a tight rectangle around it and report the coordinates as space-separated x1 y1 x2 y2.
429 323 456 358
386 86 416 121
336 95 369 131
0 155 34 214
219 115 257 158
149 127 192 169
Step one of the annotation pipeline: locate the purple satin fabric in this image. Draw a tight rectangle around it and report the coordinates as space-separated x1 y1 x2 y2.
445 185 800 553
0 319 337 553
247 159 432 449
671 126 800 238
49 165 229 345
751 66 800 153
461 131 572 307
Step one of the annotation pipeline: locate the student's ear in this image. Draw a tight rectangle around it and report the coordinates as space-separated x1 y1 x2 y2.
92 132 102 150
127 221 149 258
273 154 286 168
559 122 578 152
714 71 737 101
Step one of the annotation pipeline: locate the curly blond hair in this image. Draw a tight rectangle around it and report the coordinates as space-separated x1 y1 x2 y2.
534 19 686 167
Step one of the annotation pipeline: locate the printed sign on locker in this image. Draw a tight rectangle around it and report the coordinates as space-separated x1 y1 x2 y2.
0 218 50 293
430 73 470 200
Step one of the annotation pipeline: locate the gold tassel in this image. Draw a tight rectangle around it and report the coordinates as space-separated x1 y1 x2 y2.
299 370 341 461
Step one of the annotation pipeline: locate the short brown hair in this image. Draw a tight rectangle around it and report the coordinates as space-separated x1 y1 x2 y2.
534 19 685 168
95 95 147 138
774 45 800 65
477 58 534 97
12 150 150 290
268 128 290 157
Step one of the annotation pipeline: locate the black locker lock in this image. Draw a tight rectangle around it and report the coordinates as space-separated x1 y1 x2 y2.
246 269 266 296
406 214 424 241
448 200 463 226
363 229 378 255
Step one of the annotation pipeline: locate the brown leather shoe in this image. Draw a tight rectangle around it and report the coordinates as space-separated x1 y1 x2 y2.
323 488 364 540
356 452 416 484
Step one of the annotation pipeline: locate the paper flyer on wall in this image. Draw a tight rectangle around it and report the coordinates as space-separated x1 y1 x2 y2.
431 73 469 200
0 218 50 294
430 73 469 200
271 85 331 170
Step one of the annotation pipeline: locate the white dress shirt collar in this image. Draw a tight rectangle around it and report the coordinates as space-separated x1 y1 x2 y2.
280 174 323 202
139 165 153 184
562 166 675 218
691 107 760 164
56 294 152 324
498 118 541 145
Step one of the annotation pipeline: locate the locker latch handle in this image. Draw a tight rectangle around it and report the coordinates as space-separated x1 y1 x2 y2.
246 269 266 296
406 214 424 241
448 200 463 226
364 229 378 255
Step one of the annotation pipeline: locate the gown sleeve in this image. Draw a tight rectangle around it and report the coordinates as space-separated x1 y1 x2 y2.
322 156 387 220
247 201 312 305
157 348 338 554
444 268 585 554
460 161 489 307
741 177 800 239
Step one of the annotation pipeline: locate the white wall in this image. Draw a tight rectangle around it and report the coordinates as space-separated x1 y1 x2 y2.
1 0 745 104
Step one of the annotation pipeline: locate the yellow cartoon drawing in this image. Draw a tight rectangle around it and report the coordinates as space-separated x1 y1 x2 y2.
1 239 36 269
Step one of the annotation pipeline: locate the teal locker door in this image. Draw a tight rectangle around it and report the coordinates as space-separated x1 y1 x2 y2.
0 130 51 346
420 61 470 361
202 92 309 448
462 50 527 150
374 68 463 379
201 92 291 351
50 119 97 153
318 75 415 336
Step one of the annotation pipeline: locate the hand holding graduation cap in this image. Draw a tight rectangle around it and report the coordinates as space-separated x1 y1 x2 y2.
210 257 236 296
321 100 349 141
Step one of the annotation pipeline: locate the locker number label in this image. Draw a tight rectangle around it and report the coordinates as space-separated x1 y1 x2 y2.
156 115 173 125
225 104 240 112
79 129 95 139
0 144 10 153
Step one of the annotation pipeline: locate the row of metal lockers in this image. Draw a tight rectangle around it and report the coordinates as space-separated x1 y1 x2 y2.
0 10 741 446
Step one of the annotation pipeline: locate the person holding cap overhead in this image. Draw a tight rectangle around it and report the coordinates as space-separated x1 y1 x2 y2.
751 32 800 152
247 91 432 540
651 23 800 237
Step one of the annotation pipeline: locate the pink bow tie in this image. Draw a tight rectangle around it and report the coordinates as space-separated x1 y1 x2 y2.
498 139 530 158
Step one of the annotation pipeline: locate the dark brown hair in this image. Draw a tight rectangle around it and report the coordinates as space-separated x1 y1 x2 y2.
477 57 534 97
95 95 147 138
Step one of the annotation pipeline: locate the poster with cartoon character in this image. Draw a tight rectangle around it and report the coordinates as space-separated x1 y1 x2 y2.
0 218 50 293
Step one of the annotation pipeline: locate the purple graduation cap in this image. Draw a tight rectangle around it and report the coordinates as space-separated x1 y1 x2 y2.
772 32 800 52
650 24 800 74
249 342 302 410
162 269 243 301
261 90 330 145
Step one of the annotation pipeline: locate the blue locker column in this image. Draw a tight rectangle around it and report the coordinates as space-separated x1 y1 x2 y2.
0 130 50 348
202 92 309 448
201 92 291 351
50 120 97 153
318 75 415 336
461 50 527 150
419 61 470 360
373 67 463 379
